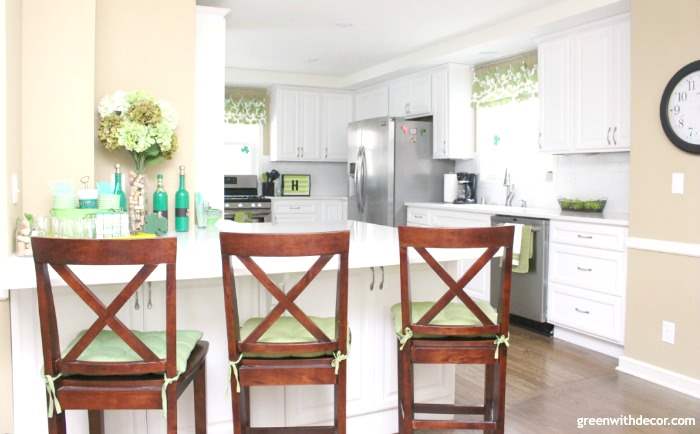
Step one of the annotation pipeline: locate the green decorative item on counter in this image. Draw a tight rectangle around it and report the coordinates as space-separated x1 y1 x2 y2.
175 166 189 232
113 164 127 211
144 214 168 236
153 174 168 220
558 198 607 213
281 174 311 196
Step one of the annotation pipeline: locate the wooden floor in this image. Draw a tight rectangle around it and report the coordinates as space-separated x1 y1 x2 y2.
417 326 700 433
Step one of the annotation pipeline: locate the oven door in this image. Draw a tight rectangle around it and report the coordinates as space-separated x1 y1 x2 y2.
224 208 271 223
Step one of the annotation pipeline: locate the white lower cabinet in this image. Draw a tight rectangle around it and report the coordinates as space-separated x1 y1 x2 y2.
272 198 348 224
547 220 627 344
407 207 492 302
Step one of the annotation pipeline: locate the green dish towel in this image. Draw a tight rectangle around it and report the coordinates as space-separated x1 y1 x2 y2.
240 316 341 358
390 301 498 338
512 225 534 274
63 329 203 374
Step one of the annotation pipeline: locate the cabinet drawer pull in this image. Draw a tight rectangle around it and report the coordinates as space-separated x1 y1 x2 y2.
612 126 618 145
412 214 424 219
577 266 592 272
606 127 611 145
289 206 301 210
577 234 593 239
575 307 591 315
379 266 385 290
369 267 375 291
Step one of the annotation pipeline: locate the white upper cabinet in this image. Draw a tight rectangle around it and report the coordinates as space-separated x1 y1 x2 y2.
389 71 432 117
321 93 353 161
271 86 352 161
354 85 389 121
538 15 630 153
431 64 474 159
538 38 571 152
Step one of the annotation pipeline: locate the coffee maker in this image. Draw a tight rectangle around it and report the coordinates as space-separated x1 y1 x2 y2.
454 172 478 204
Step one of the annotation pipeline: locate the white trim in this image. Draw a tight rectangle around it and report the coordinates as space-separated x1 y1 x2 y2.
627 237 700 258
617 356 700 399
195 5 230 17
553 327 624 358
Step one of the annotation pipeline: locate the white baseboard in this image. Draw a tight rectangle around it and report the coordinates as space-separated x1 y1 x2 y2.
553 327 624 358
617 356 700 399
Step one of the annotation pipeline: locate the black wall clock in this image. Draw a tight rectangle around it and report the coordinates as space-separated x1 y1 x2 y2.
660 60 700 154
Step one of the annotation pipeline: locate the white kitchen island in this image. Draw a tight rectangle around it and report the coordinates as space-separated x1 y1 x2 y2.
5 220 498 434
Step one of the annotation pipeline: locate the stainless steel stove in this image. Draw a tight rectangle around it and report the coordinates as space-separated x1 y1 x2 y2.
224 175 271 222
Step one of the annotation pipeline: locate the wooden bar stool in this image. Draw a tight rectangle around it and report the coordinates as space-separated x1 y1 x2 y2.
31 237 208 434
394 225 514 434
219 230 350 434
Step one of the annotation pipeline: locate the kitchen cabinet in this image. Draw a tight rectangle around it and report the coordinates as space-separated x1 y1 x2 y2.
547 220 627 343
272 198 348 224
538 15 630 153
407 206 492 302
354 85 389 121
321 93 354 161
431 64 474 159
389 71 431 118
271 87 353 161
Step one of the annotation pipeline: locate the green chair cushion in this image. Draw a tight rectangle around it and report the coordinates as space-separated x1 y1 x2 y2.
64 330 203 374
391 301 498 338
240 316 339 358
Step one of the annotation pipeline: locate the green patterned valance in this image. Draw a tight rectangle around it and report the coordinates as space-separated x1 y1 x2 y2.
472 52 538 108
225 97 267 125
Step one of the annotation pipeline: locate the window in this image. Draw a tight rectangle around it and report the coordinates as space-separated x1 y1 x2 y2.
222 123 262 175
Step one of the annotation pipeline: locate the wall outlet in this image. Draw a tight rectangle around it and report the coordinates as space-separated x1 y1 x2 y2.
671 172 684 194
661 320 675 344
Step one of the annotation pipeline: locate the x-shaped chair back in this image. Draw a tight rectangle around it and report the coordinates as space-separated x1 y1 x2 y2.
398 225 514 337
219 231 350 360
31 237 179 378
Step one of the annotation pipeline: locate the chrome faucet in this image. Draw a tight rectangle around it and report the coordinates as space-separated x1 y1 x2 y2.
503 169 515 206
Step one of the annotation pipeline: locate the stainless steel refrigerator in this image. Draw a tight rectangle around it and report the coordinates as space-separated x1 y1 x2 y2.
348 117 454 226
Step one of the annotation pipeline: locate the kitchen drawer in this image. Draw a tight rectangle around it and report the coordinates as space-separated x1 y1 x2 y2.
273 213 319 224
273 201 319 214
548 282 624 343
407 207 430 226
549 243 626 296
429 210 491 228
550 221 627 251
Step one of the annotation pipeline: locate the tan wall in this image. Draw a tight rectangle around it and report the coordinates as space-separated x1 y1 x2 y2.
4 0 21 256
94 0 196 229
0 301 12 433
20 0 96 217
625 0 700 379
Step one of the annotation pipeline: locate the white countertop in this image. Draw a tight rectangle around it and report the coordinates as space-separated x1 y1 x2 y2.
406 202 629 227
267 196 348 201
4 220 495 292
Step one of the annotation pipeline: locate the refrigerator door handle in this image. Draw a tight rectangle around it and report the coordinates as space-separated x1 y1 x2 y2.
359 147 368 213
355 146 365 213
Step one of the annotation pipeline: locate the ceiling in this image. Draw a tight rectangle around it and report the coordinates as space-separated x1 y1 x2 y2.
198 0 566 76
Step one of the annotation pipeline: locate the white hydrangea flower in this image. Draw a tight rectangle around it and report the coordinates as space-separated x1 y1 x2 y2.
117 121 150 153
97 90 128 118
158 99 178 130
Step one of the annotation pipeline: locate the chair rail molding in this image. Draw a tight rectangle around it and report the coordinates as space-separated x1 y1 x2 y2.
627 236 700 258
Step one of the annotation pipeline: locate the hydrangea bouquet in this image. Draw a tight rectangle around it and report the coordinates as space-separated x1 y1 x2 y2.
97 90 178 172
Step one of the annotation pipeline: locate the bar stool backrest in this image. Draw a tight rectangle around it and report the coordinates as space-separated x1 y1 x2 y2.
31 237 178 378
219 231 350 360
397 225 514 338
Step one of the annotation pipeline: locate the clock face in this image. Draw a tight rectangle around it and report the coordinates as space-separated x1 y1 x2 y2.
667 71 700 145
661 60 700 154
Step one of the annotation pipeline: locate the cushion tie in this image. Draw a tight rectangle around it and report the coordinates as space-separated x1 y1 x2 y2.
397 327 413 351
161 372 182 419
330 351 348 375
43 373 63 418
494 333 510 359
227 354 244 394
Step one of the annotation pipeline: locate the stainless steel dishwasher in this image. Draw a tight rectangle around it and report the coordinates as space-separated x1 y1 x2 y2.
490 215 552 334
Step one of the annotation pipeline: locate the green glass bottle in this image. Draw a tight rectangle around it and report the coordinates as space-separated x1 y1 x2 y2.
153 174 168 221
113 164 127 211
175 165 189 232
